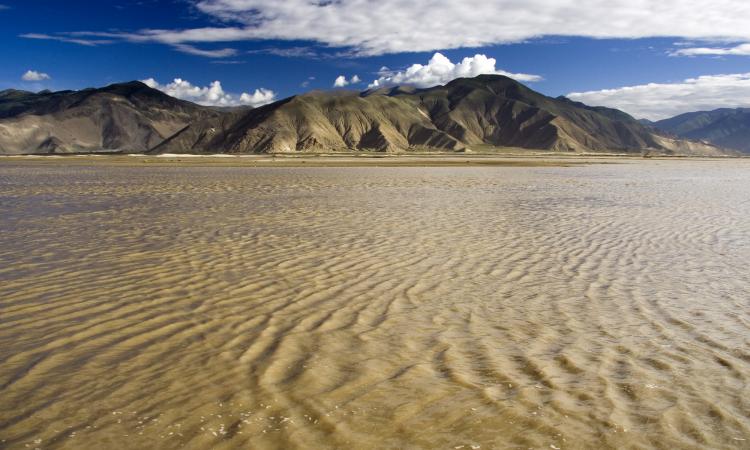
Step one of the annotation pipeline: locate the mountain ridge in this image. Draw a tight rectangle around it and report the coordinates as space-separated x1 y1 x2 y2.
156 75 726 155
0 81 219 154
0 76 730 156
650 108 750 154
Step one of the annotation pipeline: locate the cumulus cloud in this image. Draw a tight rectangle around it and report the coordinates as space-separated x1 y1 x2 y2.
671 42 750 57
51 1 750 56
368 53 540 89
333 75 361 87
239 89 277 106
21 70 51 81
142 78 276 107
567 73 750 120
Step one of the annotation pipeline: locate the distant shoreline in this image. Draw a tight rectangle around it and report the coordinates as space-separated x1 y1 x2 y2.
0 152 743 168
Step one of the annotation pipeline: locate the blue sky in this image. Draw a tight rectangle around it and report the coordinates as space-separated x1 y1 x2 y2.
2 0 750 119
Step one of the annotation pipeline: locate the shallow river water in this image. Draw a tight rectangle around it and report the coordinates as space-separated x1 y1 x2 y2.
1 160 749 449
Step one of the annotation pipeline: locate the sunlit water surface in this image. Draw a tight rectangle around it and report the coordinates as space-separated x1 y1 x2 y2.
1 161 749 449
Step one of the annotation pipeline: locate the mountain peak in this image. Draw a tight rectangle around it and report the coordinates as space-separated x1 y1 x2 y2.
444 74 523 89
99 81 160 98
363 75 525 98
0 80 218 154
0 89 35 100
154 73 727 156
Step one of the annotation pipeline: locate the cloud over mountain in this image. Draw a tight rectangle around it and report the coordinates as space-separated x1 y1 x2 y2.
21 70 51 81
368 53 540 89
142 78 276 107
333 75 361 87
239 89 277 106
567 73 750 120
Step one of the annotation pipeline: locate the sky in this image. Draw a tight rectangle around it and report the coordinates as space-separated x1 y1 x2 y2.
2 0 750 119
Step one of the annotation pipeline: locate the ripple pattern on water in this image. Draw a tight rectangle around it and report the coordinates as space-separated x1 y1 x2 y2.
1 161 749 449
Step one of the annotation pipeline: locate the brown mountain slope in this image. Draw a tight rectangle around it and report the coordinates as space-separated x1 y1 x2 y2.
153 91 465 154
0 81 218 154
381 75 657 152
0 76 728 155
155 75 726 155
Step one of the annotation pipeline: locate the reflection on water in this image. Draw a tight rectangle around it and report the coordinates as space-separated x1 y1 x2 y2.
1 161 749 449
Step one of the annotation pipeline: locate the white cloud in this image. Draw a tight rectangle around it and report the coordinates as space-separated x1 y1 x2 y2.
20 33 113 46
142 78 276 107
21 70 51 81
248 46 321 58
60 0 750 56
21 33 235 57
671 42 750 57
171 43 237 58
368 53 541 89
239 88 276 106
333 74 361 87
567 73 750 120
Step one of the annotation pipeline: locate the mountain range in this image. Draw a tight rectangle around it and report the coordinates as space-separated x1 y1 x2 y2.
645 108 750 154
0 75 730 156
0 82 218 154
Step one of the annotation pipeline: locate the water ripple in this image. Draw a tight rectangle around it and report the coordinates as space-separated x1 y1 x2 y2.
1 161 749 449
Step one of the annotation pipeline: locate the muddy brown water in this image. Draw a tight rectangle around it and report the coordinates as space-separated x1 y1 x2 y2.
1 160 749 449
